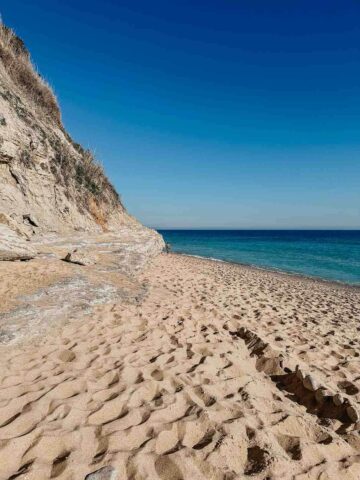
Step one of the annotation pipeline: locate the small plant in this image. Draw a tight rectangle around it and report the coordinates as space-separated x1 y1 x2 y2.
51 139 118 203
19 146 32 167
75 150 104 196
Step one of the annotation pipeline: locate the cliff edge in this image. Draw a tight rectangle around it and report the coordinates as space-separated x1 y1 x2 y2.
0 22 158 240
0 22 164 345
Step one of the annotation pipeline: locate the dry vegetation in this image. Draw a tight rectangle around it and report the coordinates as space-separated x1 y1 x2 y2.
51 138 121 207
0 21 61 124
0 21 123 221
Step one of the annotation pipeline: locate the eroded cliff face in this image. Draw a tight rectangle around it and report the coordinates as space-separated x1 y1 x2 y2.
0 23 164 343
0 22 153 238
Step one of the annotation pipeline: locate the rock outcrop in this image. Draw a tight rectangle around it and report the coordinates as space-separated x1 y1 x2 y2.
0 223 36 260
0 21 164 259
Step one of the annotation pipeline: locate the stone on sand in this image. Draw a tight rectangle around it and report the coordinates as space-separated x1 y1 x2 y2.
346 405 360 423
85 466 117 480
63 249 96 266
295 366 304 381
315 388 332 404
333 394 344 406
303 375 319 392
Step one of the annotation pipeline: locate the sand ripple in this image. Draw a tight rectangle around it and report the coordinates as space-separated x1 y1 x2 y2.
0 253 359 479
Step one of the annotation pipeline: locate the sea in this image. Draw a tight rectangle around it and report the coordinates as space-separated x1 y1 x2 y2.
158 230 360 286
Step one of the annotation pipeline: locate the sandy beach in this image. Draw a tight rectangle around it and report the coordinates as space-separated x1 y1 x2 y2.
0 251 359 479
1 7 359 479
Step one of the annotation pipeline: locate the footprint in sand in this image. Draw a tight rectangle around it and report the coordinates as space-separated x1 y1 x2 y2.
155 456 184 480
151 369 164 381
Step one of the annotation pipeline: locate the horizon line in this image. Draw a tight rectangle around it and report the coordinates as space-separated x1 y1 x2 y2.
149 227 360 231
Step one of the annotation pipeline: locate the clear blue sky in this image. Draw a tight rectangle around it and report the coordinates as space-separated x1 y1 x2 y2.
2 1 359 228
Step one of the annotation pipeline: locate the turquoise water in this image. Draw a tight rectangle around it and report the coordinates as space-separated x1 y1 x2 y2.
158 230 360 285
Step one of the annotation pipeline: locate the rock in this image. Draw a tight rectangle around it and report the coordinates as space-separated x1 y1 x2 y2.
303 375 318 392
0 224 36 261
63 249 96 266
256 356 284 375
346 405 360 423
0 212 31 238
0 20 165 256
295 365 303 380
333 393 344 406
85 466 117 480
315 388 332 404
23 213 40 227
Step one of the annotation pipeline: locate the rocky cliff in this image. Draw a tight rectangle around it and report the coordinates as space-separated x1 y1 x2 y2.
0 22 164 345
0 22 163 257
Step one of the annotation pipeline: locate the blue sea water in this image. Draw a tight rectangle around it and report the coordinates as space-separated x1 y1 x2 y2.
158 230 360 286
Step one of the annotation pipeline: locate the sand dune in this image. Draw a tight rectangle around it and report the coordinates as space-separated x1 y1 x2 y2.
0 253 360 479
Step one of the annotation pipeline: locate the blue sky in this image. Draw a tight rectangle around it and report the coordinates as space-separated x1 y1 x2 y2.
2 1 359 228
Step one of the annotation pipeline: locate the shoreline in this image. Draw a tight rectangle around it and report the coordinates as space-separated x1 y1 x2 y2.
173 251 360 291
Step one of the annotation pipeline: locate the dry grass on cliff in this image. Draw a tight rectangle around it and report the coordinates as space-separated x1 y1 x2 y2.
0 22 61 124
0 21 123 221
51 138 121 212
75 149 123 209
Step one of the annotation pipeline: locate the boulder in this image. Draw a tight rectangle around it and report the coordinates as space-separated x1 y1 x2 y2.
63 249 96 266
0 224 36 261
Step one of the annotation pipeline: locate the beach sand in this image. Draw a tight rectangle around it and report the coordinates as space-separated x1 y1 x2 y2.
1 252 360 479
